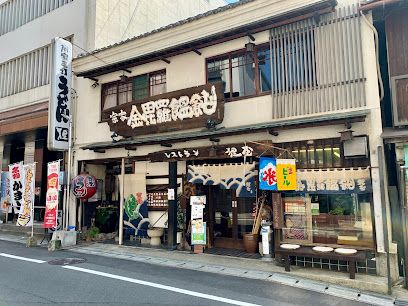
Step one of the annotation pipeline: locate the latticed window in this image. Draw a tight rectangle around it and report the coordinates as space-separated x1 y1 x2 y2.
150 70 166 96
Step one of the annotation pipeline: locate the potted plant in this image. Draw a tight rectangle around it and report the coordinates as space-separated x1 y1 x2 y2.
85 226 100 243
176 196 185 244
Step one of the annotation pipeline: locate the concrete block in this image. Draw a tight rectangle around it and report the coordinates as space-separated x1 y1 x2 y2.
376 252 399 283
52 230 77 248
48 240 62 251
26 236 37 247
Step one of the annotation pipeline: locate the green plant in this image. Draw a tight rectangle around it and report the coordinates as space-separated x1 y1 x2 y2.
329 205 345 215
177 196 185 231
86 226 100 239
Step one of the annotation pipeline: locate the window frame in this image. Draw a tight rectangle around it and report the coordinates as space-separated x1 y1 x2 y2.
100 69 167 117
205 43 271 102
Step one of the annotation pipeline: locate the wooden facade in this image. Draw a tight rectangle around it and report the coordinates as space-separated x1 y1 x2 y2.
386 8 408 126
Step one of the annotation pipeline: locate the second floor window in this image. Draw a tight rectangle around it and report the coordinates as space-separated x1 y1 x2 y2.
206 46 272 100
207 28 316 100
102 70 166 110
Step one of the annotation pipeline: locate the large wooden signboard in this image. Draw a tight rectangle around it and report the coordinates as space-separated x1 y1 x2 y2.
103 83 224 137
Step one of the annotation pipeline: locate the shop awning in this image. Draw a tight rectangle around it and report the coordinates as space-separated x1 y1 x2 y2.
81 110 368 152
187 162 257 197
381 127 408 144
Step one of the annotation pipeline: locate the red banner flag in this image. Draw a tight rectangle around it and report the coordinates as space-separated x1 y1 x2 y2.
44 161 60 228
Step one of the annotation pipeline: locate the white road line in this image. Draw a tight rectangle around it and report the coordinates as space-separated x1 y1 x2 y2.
62 265 260 306
0 253 46 264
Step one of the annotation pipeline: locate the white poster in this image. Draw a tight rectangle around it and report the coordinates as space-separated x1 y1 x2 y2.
16 163 36 227
48 37 72 151
8 162 24 214
191 204 204 219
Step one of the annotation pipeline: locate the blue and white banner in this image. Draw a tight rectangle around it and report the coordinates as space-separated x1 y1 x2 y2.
259 157 277 191
0 172 11 213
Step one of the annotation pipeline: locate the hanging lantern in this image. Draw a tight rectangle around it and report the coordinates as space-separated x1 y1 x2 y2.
72 174 97 200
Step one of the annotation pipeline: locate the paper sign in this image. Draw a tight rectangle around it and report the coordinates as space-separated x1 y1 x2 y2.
167 188 175 201
277 159 297 190
311 203 320 215
259 157 277 190
191 220 206 245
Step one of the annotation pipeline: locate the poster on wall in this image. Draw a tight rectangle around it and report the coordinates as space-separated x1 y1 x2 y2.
8 162 24 214
44 161 60 228
48 210 63 233
259 157 277 191
1 172 11 213
276 159 297 191
16 163 36 227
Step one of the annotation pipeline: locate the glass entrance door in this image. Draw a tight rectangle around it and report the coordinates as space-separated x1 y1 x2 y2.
211 186 254 249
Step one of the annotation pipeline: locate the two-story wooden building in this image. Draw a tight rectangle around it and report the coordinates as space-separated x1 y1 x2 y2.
70 0 395 280
361 0 408 286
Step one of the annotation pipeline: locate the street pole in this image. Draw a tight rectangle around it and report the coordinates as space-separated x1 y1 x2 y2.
399 166 408 289
378 146 392 295
168 161 177 249
63 116 73 230
119 158 125 245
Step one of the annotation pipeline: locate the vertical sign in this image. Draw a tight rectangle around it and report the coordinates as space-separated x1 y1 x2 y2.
9 162 24 214
276 159 297 191
190 195 206 245
259 157 277 191
17 164 35 227
272 193 284 229
44 161 60 228
1 172 11 213
48 37 72 151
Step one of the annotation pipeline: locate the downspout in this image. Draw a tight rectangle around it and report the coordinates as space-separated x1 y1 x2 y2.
360 10 385 101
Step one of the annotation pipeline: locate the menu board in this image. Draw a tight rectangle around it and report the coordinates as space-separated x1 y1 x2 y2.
147 192 168 209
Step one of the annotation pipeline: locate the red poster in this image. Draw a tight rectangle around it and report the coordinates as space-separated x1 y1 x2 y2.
43 161 60 228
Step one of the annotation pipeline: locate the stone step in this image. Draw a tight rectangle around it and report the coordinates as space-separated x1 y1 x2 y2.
0 222 46 236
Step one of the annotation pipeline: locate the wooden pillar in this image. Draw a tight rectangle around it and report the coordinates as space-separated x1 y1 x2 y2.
168 161 177 249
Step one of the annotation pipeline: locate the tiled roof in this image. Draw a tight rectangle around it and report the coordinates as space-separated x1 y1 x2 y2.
76 0 255 59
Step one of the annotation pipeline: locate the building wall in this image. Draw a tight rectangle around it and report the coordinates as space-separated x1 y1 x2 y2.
69 1 389 262
0 0 88 111
92 0 227 50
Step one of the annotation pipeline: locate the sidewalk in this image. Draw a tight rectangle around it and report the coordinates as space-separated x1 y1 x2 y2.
1 232 406 305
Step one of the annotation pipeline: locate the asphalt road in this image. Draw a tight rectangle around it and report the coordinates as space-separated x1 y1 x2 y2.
0 240 368 306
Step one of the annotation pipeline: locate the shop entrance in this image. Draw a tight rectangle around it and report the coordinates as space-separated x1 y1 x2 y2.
209 186 253 249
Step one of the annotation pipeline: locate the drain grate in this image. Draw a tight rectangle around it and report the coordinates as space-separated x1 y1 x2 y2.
395 299 408 306
48 258 87 266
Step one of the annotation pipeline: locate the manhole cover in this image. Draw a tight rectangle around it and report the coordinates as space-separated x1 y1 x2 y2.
48 258 87 266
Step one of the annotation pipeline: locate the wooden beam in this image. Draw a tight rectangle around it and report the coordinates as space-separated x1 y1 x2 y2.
87 77 98 82
161 58 171 64
124 144 137 151
192 49 202 56
93 149 106 153
247 33 256 41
